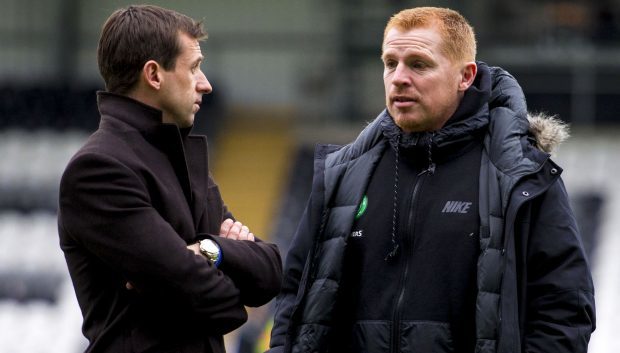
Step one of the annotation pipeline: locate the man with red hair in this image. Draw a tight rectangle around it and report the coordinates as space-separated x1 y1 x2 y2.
268 7 594 353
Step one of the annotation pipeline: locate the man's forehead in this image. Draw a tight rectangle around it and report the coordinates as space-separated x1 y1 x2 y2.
178 32 202 51
187 38 202 52
383 27 440 48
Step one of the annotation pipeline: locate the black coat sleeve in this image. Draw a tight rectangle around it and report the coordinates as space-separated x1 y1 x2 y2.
267 145 335 353
209 235 282 307
267 198 316 352
523 179 596 352
59 152 247 333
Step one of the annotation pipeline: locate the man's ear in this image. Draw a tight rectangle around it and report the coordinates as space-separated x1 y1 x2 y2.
458 62 477 92
142 60 162 90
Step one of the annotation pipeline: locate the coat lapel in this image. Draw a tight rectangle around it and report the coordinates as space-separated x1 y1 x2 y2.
184 135 209 231
150 127 210 231
151 125 194 210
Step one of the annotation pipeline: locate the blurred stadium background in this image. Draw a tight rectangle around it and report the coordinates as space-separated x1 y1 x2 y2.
0 0 618 352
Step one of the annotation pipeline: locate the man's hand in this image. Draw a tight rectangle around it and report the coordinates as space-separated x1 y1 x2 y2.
219 218 255 241
187 242 201 255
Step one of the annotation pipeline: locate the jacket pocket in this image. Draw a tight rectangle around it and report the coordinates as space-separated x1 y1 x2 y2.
400 321 455 353
291 323 331 353
349 320 391 353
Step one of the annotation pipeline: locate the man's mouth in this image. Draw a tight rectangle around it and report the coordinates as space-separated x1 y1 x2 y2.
392 95 416 108
193 101 202 113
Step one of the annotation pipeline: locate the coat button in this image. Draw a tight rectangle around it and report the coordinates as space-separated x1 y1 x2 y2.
522 191 530 197
550 168 558 175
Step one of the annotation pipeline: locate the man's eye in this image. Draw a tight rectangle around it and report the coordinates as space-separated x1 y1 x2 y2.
384 60 397 69
411 61 427 69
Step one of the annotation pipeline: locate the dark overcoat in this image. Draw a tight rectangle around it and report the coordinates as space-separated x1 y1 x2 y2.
58 92 282 353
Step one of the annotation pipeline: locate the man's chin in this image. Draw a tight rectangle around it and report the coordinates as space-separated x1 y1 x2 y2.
393 113 422 133
178 117 195 129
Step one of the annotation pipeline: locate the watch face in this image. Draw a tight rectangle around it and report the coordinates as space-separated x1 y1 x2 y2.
200 239 219 262
201 240 218 253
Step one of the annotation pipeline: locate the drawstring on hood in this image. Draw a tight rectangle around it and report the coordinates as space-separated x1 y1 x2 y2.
383 131 436 261
385 134 401 261
425 133 436 175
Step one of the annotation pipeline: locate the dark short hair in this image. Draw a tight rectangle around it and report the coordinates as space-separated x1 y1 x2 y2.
97 5 207 94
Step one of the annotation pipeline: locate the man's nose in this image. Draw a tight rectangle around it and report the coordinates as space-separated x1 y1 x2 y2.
197 71 212 94
392 63 411 86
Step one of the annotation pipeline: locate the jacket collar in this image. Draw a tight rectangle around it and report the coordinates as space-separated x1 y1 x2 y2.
97 91 171 133
96 91 190 164
96 91 209 231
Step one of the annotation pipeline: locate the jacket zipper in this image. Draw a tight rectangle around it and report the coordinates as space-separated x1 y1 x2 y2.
391 168 429 353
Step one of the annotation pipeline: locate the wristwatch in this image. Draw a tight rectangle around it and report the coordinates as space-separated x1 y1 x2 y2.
199 239 221 266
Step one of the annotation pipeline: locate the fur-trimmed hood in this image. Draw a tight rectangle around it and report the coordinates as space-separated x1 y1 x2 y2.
527 113 570 155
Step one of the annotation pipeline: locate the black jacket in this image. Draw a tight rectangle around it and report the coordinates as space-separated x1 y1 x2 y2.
58 92 282 353
329 65 491 353
268 66 595 353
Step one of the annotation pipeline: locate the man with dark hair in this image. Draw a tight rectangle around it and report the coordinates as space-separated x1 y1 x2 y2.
58 5 282 353
268 7 595 353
